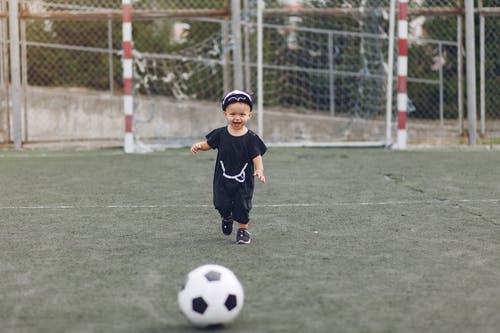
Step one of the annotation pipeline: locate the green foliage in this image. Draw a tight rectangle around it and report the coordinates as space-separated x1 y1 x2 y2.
26 19 121 90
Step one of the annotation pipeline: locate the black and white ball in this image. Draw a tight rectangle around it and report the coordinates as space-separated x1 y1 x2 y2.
178 264 244 327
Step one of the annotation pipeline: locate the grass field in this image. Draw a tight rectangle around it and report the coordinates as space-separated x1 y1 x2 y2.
0 147 499 333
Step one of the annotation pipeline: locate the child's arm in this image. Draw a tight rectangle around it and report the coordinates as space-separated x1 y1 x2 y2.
191 141 211 154
252 155 266 183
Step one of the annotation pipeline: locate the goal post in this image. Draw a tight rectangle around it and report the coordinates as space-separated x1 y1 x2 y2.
386 0 397 147
123 0 401 150
122 0 134 153
396 0 409 150
120 2 231 153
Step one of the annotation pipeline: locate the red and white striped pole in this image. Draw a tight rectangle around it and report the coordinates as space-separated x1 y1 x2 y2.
122 0 134 153
396 0 408 149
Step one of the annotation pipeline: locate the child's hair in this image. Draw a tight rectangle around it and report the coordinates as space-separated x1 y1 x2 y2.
222 90 253 111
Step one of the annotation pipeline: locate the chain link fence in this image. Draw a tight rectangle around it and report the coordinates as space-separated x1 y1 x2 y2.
405 12 462 144
481 0 500 142
1 0 500 147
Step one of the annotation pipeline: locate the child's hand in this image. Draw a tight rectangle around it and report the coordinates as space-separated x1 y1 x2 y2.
191 143 202 154
254 169 266 183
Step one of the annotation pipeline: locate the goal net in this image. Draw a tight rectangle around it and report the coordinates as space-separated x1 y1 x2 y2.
130 0 392 150
131 18 227 150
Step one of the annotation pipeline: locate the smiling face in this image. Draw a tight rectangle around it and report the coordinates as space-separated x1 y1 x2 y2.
224 102 252 135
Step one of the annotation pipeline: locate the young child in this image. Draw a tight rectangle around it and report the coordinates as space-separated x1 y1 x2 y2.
191 90 267 244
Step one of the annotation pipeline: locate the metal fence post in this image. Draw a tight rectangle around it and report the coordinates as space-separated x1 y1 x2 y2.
8 0 22 148
386 0 397 146
439 42 444 127
328 32 335 117
465 0 477 144
256 0 263 139
479 0 485 136
457 5 464 135
222 20 230 94
243 0 251 92
20 14 27 142
231 0 243 90
108 17 114 96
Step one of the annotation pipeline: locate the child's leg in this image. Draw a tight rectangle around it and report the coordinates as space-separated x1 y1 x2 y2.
214 184 235 235
216 208 234 236
232 191 251 227
217 208 232 220
233 191 252 244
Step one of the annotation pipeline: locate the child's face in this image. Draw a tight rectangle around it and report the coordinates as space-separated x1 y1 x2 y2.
224 102 252 132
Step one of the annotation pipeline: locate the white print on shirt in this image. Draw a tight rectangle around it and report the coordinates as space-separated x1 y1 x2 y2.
220 161 248 183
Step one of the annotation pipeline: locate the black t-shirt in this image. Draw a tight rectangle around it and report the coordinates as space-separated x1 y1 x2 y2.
206 127 267 188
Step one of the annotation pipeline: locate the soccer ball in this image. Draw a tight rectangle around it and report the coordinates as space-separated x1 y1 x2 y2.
178 264 244 327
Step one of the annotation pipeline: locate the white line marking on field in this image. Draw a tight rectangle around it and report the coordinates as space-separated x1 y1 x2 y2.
0 199 498 210
0 150 125 159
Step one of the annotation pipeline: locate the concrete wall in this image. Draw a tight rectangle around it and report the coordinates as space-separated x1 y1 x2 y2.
25 88 123 142
1 86 463 148
0 87 388 148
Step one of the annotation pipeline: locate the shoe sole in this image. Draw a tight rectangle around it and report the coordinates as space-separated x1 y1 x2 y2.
236 239 251 244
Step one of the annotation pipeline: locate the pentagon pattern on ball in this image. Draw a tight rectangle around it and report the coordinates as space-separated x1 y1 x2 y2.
224 294 237 311
178 264 244 327
192 297 208 314
204 270 221 282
